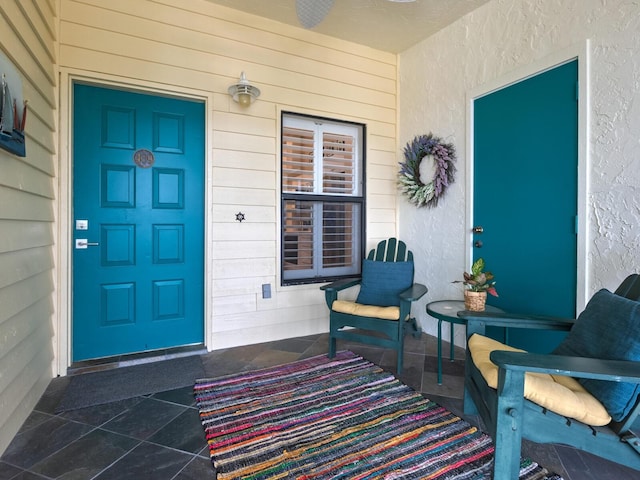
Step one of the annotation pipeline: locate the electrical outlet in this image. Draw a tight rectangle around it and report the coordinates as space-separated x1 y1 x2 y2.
262 283 271 299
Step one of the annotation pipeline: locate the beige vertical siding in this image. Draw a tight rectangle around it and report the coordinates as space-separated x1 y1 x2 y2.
0 0 57 455
58 0 398 351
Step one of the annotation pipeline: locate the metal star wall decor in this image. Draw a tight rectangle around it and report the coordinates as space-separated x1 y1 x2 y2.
235 212 245 222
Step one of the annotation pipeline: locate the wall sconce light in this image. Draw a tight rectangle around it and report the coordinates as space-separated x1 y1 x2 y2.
228 72 260 107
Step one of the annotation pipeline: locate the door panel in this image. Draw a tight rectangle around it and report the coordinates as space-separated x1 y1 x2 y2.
473 60 578 352
73 84 205 361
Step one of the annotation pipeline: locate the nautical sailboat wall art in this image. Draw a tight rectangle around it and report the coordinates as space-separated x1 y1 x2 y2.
0 51 27 157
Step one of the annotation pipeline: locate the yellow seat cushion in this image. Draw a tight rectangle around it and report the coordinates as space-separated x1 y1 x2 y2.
331 300 400 320
468 334 611 426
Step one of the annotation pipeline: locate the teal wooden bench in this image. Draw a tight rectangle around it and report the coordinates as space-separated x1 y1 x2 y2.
321 238 427 374
461 274 640 479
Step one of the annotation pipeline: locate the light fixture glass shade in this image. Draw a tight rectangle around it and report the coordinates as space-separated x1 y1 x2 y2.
237 92 251 107
228 72 260 106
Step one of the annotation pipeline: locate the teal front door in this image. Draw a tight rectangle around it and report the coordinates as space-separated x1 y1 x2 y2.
72 84 205 361
473 60 578 352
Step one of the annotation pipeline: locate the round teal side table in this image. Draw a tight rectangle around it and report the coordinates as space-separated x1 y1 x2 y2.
426 300 503 385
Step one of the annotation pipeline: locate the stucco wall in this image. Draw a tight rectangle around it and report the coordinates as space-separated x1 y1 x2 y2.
399 0 640 346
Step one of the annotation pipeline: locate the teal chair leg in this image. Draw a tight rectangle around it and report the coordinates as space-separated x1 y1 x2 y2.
437 319 443 384
493 368 526 480
463 385 478 415
395 319 404 374
409 317 421 338
328 335 337 358
450 324 455 360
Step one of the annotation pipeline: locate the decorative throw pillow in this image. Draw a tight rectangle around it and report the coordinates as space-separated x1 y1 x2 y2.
355 259 414 307
553 288 640 422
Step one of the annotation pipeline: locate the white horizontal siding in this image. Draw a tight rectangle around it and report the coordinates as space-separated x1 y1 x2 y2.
58 0 397 362
0 221 54 253
212 168 276 190
0 0 57 457
214 304 328 333
211 186 275 206
212 276 275 298
212 149 275 171
212 131 276 155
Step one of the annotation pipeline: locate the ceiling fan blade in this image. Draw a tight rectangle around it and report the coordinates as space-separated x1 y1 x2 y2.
295 0 335 29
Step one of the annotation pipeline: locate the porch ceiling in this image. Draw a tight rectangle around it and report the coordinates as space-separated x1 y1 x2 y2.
205 0 491 53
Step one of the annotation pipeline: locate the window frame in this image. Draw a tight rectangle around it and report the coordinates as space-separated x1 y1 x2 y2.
280 111 366 286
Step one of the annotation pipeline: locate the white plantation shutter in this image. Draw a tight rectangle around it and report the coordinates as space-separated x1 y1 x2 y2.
283 200 314 271
323 132 356 195
282 126 315 193
282 113 364 283
322 202 358 268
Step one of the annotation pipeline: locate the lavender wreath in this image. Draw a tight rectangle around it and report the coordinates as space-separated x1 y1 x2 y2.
398 133 457 208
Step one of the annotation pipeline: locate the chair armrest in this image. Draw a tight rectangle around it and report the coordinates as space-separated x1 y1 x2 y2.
320 277 361 292
491 350 640 383
399 283 428 302
320 277 361 309
460 311 574 335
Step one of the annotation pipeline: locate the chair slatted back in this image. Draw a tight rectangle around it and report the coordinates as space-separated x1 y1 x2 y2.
614 274 640 300
367 237 413 263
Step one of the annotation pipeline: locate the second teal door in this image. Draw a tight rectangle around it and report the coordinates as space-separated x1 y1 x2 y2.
473 60 578 352
72 84 205 361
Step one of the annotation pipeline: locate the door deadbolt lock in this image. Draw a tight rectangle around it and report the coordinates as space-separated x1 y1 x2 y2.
75 239 99 249
474 240 483 248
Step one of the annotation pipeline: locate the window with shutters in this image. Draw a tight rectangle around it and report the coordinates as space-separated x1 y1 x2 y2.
281 112 365 285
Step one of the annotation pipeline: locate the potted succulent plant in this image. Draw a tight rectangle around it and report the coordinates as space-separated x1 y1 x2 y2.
453 258 498 311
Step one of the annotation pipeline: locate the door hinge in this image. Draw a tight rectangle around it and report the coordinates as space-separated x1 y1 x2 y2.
575 81 579 101
574 215 579 235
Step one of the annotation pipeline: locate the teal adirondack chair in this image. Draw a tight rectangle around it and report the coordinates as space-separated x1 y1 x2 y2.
320 238 427 373
461 274 640 479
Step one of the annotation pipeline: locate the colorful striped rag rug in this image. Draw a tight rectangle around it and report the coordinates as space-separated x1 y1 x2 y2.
195 351 563 480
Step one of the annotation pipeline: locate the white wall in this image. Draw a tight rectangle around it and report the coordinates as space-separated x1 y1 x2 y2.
0 0 57 456
399 0 640 346
57 0 399 365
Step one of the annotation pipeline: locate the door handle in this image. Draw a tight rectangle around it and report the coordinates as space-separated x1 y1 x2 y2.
474 240 483 248
75 239 99 249
472 226 484 234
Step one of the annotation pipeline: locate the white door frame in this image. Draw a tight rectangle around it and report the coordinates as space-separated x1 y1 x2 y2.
56 69 214 376
465 41 590 314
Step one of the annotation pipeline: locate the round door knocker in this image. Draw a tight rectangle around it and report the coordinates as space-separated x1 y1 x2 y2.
133 149 155 168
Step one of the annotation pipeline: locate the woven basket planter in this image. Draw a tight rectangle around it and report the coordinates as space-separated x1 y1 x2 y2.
464 290 487 311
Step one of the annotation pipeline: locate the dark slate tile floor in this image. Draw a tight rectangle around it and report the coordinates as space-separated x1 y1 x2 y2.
1 332 638 479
